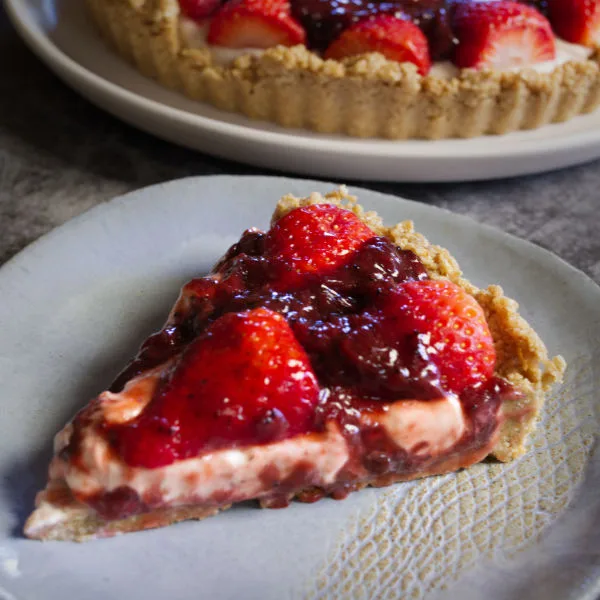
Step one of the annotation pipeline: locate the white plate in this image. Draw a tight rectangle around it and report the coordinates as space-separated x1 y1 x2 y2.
7 0 600 182
0 176 599 600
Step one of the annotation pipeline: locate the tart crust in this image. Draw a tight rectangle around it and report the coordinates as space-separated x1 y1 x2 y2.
25 188 565 541
85 0 600 139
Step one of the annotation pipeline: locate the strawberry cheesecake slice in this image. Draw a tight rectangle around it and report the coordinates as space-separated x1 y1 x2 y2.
25 189 565 541
85 0 600 138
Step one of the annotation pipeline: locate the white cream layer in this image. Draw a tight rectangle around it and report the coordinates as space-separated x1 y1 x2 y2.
179 18 265 65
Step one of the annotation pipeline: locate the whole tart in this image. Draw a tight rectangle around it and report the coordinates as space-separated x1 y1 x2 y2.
24 188 565 541
84 0 600 139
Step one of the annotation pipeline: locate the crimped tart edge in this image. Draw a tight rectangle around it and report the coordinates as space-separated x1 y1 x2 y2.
86 0 600 139
24 188 565 541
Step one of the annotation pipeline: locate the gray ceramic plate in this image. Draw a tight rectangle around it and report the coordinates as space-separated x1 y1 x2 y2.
0 176 598 600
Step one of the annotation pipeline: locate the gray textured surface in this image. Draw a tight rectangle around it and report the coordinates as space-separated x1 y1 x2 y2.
1 5 600 285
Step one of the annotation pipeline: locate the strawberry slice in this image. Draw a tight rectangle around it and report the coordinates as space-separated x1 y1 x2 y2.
453 1 556 70
113 308 320 468
265 204 376 288
324 15 432 76
207 0 306 48
179 0 221 21
377 280 496 395
547 0 600 46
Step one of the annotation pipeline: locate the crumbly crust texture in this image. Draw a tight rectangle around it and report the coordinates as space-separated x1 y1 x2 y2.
85 0 600 139
25 188 565 541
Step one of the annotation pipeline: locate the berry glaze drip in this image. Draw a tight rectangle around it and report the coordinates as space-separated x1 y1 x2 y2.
62 205 520 518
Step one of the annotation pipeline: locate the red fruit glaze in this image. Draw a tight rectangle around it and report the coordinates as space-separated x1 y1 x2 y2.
264 204 375 288
207 0 306 48
111 308 320 468
547 0 600 46
377 280 496 395
179 0 221 20
453 1 555 69
325 16 431 75
290 0 456 59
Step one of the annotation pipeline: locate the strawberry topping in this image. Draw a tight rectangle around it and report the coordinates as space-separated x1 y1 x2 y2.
207 0 306 48
104 204 503 470
179 0 594 73
453 1 556 70
325 15 432 76
377 280 496 395
112 308 320 468
264 204 375 288
547 0 600 46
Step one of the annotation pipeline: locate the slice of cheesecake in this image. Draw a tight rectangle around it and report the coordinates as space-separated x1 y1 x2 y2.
24 189 565 541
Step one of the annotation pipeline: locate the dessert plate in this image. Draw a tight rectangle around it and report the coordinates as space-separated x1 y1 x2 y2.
0 175 599 600
7 0 600 182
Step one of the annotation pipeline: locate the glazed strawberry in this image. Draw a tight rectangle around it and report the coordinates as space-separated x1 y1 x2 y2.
265 204 375 288
547 0 600 46
112 308 320 468
324 16 431 76
179 0 221 20
377 280 496 395
453 1 556 69
207 0 306 48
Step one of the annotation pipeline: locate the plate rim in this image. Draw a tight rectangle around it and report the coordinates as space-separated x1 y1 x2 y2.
6 0 600 179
